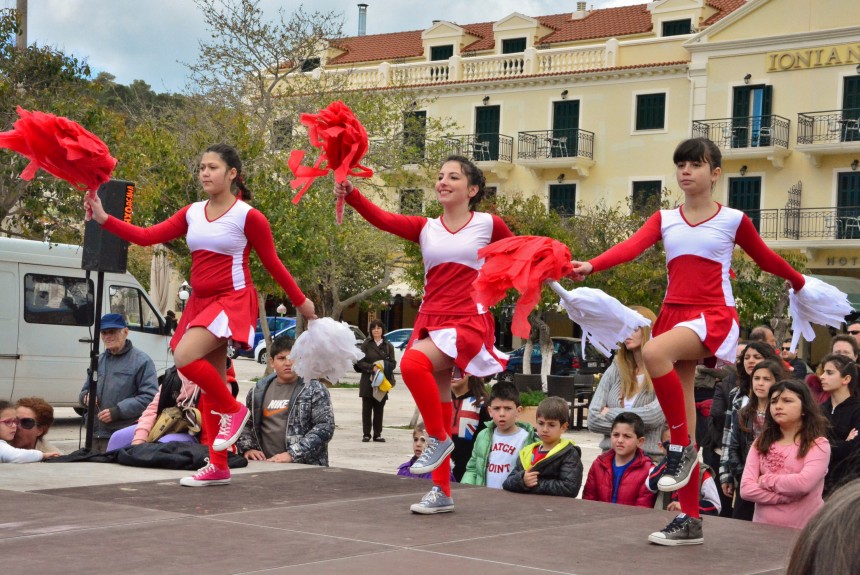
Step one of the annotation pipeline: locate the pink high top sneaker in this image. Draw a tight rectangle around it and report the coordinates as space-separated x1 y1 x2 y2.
213 403 250 451
180 460 231 487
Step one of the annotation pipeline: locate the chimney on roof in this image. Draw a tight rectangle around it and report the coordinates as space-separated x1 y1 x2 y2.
358 3 368 36
572 1 589 20
577 1 586 10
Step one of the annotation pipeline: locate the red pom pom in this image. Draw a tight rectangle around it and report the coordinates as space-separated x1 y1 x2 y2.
0 107 116 192
288 101 373 224
473 236 573 338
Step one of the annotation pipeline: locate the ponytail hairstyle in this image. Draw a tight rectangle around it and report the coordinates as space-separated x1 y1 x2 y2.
820 353 859 397
205 143 252 201
442 155 486 210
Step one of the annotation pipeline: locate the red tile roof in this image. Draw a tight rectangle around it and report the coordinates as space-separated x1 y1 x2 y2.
328 1 745 66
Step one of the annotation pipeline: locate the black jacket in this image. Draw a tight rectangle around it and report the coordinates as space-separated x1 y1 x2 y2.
503 439 583 498
355 337 396 398
822 396 860 494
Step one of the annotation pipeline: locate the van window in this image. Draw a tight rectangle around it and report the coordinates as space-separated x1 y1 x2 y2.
109 286 163 334
24 273 94 326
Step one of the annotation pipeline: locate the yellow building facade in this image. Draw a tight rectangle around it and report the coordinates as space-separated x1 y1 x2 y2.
315 0 860 342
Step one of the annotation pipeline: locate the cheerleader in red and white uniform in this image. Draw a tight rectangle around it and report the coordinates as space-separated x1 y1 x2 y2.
571 138 806 545
85 144 315 486
335 155 512 514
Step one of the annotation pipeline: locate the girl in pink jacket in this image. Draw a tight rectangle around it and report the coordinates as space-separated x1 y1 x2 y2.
740 379 830 529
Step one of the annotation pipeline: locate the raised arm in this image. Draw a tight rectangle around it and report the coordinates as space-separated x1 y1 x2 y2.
243 209 313 318
336 181 426 242
101 206 191 246
735 215 805 291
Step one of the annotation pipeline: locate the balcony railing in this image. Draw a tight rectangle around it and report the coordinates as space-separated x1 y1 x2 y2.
739 206 860 240
308 43 614 90
517 128 595 160
444 133 513 163
692 115 791 149
797 108 860 144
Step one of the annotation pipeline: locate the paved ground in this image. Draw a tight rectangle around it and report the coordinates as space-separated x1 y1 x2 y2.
48 356 606 477
4 358 799 574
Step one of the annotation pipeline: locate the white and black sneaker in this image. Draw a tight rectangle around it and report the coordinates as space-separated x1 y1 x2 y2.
657 439 698 492
409 435 454 474
648 514 703 546
410 486 454 514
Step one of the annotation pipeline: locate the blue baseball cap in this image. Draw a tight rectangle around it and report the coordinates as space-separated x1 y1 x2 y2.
100 313 127 331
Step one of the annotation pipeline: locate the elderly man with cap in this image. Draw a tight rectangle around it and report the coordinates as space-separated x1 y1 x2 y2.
79 313 159 452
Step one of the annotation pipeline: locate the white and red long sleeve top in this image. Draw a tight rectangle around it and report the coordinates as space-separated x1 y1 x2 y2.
102 199 305 305
589 205 804 306
345 190 513 316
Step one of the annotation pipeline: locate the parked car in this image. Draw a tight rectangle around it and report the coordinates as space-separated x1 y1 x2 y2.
228 316 295 359
497 336 610 383
384 328 413 371
254 323 366 364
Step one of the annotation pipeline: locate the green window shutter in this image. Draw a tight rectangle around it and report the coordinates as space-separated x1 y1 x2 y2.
430 45 454 61
662 19 692 37
636 93 666 130
502 38 526 54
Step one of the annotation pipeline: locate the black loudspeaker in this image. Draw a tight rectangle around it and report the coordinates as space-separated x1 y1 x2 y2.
82 180 135 273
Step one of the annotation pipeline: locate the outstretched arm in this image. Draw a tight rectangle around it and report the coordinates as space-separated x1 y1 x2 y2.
571 212 663 280
244 209 315 319
335 181 426 242
735 215 805 291
101 204 190 246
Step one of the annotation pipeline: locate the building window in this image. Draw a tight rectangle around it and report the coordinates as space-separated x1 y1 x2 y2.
430 45 454 61
549 184 576 217
635 93 666 131
403 111 427 163
300 58 320 72
272 118 292 150
484 186 497 203
632 181 662 215
662 19 693 36
400 189 423 215
502 38 526 54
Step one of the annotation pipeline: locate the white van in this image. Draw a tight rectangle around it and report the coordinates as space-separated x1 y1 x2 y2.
0 238 173 408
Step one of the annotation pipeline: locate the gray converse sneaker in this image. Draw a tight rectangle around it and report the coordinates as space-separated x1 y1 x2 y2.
657 439 698 492
410 486 454 514
648 514 703 546
409 434 454 474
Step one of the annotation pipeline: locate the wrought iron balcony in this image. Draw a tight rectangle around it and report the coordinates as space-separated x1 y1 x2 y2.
517 128 595 160
692 115 791 150
742 206 860 240
443 133 513 163
797 108 860 144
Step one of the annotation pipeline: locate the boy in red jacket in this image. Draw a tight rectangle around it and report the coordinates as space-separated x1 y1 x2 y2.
582 412 656 507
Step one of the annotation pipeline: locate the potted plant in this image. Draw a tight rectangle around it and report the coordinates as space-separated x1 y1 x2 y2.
518 390 546 427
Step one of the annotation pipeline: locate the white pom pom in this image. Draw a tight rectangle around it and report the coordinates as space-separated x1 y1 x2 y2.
290 318 364 382
548 281 651 357
788 275 853 351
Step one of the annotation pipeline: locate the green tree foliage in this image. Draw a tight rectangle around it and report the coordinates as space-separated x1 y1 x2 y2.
185 0 456 322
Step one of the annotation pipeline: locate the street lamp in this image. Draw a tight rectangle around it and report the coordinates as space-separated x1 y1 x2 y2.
276 303 287 316
177 281 191 311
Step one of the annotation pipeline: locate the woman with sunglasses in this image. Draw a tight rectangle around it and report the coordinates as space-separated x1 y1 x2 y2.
0 400 59 462
11 397 61 454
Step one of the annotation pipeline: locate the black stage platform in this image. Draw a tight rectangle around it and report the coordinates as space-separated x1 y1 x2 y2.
1 465 796 574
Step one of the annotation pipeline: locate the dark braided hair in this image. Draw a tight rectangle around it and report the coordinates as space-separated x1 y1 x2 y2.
205 143 252 201
442 155 486 210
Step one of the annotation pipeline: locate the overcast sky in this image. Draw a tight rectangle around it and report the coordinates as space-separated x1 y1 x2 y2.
22 0 642 94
